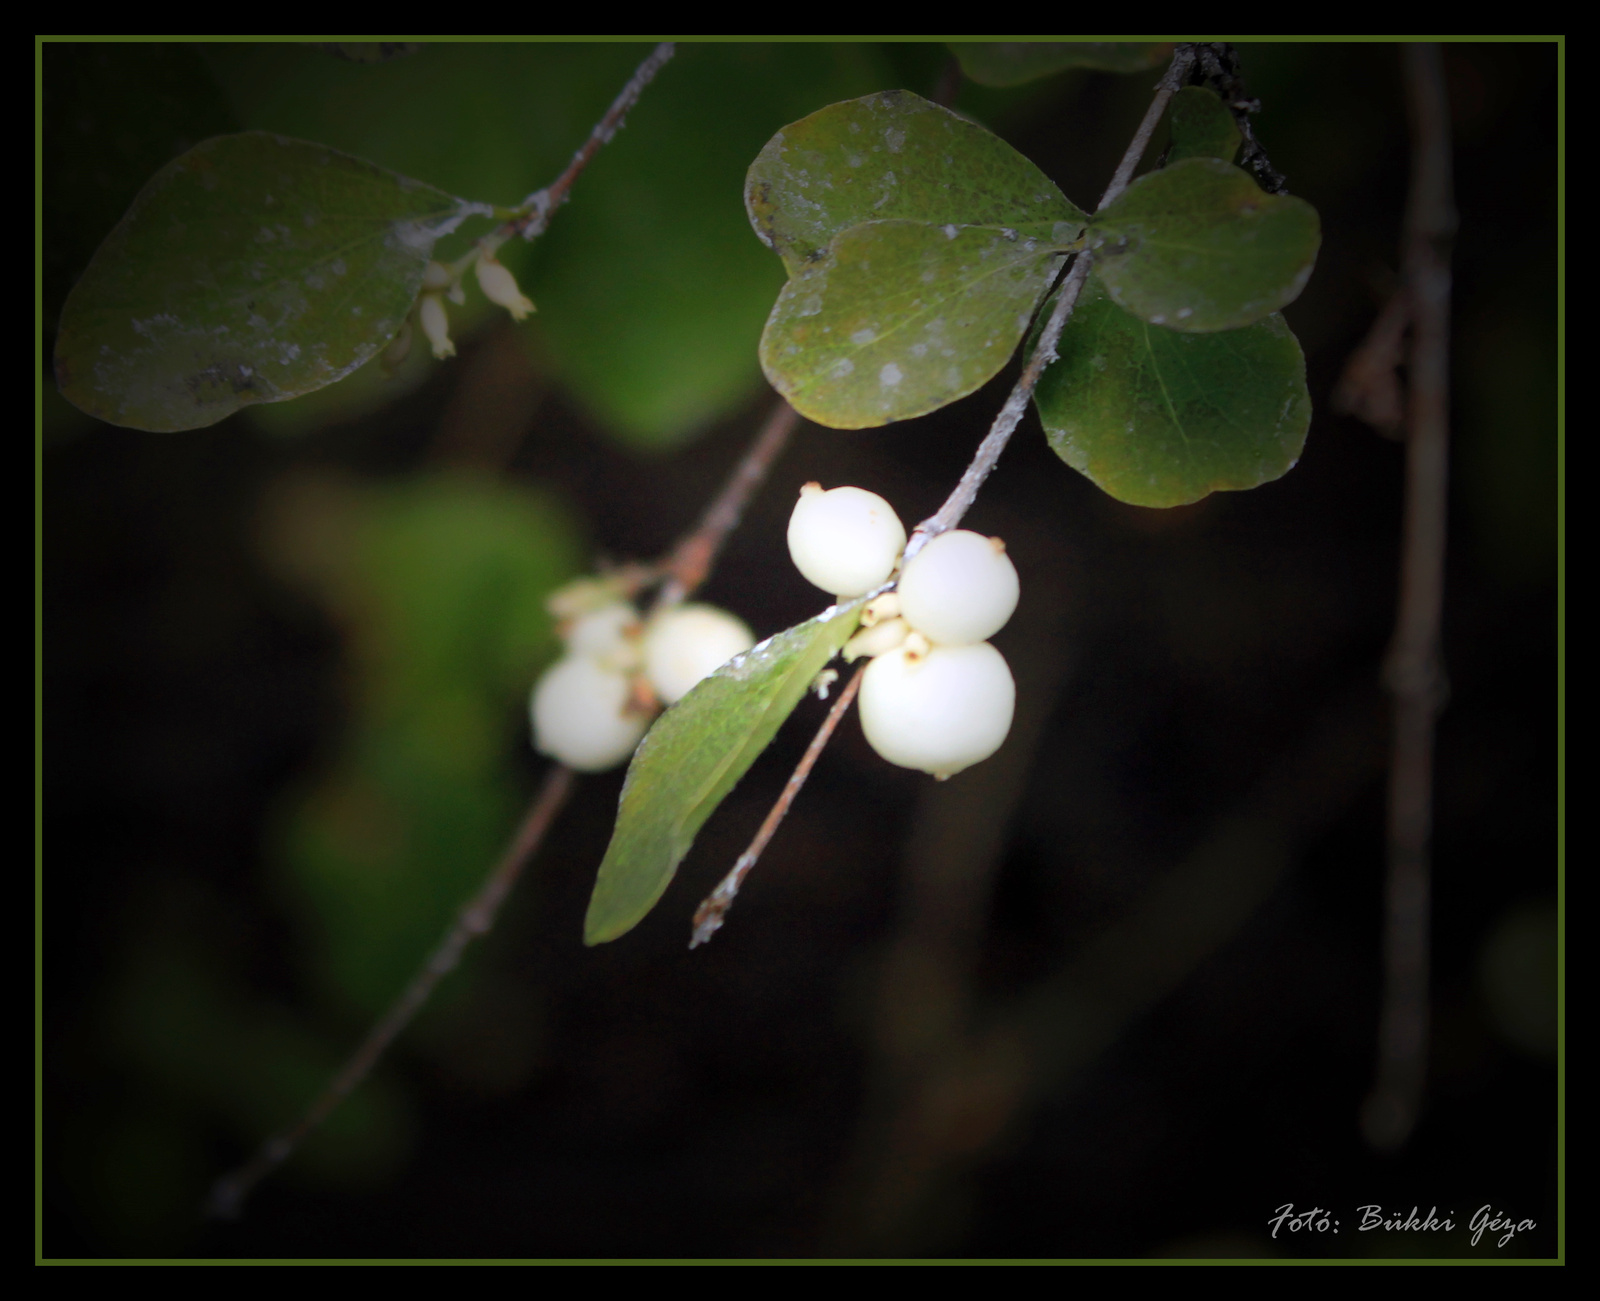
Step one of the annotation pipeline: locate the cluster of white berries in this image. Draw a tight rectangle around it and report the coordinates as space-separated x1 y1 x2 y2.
529 578 755 772
788 483 1018 780
385 249 537 371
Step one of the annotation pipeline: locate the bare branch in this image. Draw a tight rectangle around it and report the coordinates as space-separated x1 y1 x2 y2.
207 763 576 1218
690 664 866 948
906 45 1195 559
512 43 676 241
655 399 801 611
1362 41 1456 1154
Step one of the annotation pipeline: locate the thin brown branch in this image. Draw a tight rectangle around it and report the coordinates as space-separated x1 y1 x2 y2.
906 45 1196 559
510 43 676 241
206 763 577 1219
1333 288 1411 436
654 399 802 611
690 663 866 948
1362 41 1456 1154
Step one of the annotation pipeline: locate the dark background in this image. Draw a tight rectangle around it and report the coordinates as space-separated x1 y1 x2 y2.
41 41 1559 1260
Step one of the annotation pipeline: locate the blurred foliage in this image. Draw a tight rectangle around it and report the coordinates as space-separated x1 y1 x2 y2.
259 471 584 1010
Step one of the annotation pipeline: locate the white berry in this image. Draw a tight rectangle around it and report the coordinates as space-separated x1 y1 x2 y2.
897 529 1019 646
857 641 1015 778
531 654 648 772
564 601 642 671
787 483 907 598
643 604 755 705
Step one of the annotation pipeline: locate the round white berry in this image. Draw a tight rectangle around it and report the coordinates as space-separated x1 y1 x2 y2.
643 604 756 705
787 483 907 598
564 601 642 671
857 641 1015 778
531 654 648 772
896 529 1019 646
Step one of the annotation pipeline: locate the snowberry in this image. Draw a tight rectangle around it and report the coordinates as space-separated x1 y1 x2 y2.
787 483 907 598
896 529 1018 646
564 601 642 670
531 654 648 772
643 604 755 705
418 292 455 359
858 641 1015 779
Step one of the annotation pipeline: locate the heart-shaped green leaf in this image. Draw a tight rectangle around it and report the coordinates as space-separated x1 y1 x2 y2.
54 131 487 432
760 219 1067 428
948 42 1171 87
584 600 863 945
1032 278 1311 507
746 89 1085 278
1086 156 1319 333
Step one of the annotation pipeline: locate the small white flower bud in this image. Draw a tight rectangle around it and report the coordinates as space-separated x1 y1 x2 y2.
418 292 455 359
476 256 536 321
843 615 910 662
422 260 452 292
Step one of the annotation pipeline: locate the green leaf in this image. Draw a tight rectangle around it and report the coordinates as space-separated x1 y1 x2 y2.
1032 278 1311 507
54 131 486 432
1086 157 1320 332
203 42 899 446
584 601 863 946
747 90 1084 427
760 219 1066 428
746 89 1085 278
949 42 1171 87
1165 86 1242 164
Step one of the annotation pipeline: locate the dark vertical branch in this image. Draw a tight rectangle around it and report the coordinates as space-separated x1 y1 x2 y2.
1362 42 1456 1153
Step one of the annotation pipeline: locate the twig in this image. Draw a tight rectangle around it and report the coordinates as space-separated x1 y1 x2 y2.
512 43 676 242
690 663 866 948
207 764 577 1219
693 50 1202 946
655 399 802 611
904 44 1196 559
1361 42 1456 1154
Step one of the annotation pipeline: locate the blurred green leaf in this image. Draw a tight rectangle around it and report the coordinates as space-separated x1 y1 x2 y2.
748 90 1084 427
1087 157 1320 332
54 132 483 432
1165 86 1242 164
585 601 863 945
761 220 1067 428
262 471 584 1007
949 42 1170 87
1032 278 1310 507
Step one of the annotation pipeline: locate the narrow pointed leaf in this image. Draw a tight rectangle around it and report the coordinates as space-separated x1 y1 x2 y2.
949 42 1171 87
584 601 863 945
1032 279 1311 507
1165 86 1242 165
746 90 1084 278
54 131 488 432
1086 157 1319 333
760 219 1066 428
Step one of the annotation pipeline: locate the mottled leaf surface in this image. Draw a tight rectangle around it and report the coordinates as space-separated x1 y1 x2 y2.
949 42 1171 87
1032 279 1311 507
761 220 1067 428
1165 86 1241 164
746 90 1084 277
1087 157 1319 332
55 132 482 431
748 90 1084 427
584 601 863 945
